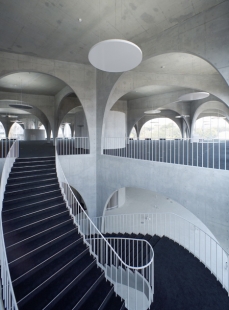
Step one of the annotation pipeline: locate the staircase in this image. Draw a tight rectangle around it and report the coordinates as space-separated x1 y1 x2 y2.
2 157 126 310
103 232 229 310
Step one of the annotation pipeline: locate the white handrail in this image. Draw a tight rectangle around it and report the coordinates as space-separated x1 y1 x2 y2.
55 150 154 310
56 137 90 155
0 140 19 310
103 137 229 170
95 212 229 296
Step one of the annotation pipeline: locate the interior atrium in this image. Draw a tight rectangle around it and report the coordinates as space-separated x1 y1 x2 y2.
0 1 229 309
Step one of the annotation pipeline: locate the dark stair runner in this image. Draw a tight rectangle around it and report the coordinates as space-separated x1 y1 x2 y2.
2 157 126 310
103 232 229 310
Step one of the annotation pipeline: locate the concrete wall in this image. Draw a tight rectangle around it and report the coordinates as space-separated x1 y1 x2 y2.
97 155 229 252
58 155 97 218
24 129 45 140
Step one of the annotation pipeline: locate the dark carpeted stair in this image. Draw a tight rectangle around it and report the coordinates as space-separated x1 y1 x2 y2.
103 232 229 310
2 157 126 310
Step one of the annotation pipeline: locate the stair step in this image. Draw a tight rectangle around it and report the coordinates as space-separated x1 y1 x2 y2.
6 173 57 185
2 201 66 222
103 293 126 310
45 265 104 310
15 156 55 162
3 190 62 208
80 279 114 310
5 178 58 191
9 232 82 279
19 257 98 310
9 167 56 178
3 205 68 232
11 164 55 172
13 160 55 167
4 212 70 245
14 242 89 302
4 183 60 200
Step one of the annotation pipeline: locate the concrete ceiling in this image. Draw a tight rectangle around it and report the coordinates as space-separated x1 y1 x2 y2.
135 53 218 75
121 85 186 100
0 0 224 64
0 72 68 95
0 107 30 115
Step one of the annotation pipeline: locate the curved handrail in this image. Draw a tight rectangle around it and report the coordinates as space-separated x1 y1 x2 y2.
0 140 19 310
55 150 154 309
86 237 154 270
102 211 228 255
96 211 229 295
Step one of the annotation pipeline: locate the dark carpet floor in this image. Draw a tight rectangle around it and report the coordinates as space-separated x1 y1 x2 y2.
151 236 229 310
19 140 55 157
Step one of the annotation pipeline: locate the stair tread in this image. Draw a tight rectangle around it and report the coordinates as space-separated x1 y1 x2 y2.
14 242 89 301
9 233 82 279
20 258 100 310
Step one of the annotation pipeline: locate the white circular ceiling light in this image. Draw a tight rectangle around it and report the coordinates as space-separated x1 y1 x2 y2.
178 92 209 101
175 115 190 118
144 109 161 114
88 39 142 72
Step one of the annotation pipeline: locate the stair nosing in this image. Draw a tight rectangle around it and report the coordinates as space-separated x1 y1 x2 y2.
3 195 63 213
4 183 59 196
4 210 69 235
6 177 57 188
17 249 93 307
41 260 97 310
8 224 78 264
72 272 105 310
10 168 56 175
7 172 56 181
3 202 66 223
4 189 60 203
12 237 83 284
6 219 73 249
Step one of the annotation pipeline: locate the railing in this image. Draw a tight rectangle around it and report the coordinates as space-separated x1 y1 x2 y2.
55 150 154 310
0 139 17 158
103 137 229 170
0 140 19 310
94 212 229 296
56 137 90 155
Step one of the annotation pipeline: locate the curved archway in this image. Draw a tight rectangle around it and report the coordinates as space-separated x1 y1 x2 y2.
102 187 217 241
139 118 182 140
101 52 229 152
193 116 229 140
0 121 6 138
129 126 137 139
8 122 24 140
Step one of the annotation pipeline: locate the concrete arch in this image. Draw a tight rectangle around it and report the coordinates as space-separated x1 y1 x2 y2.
0 99 51 140
100 52 229 152
102 186 217 241
0 55 96 152
138 116 182 139
191 101 229 137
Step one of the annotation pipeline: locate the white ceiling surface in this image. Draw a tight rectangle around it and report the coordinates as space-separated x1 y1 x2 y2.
0 0 225 64
121 85 185 100
0 72 67 95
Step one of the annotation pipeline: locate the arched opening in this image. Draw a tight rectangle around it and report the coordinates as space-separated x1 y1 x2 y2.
193 116 229 140
70 186 87 213
39 124 47 139
58 123 72 138
139 118 182 140
8 122 24 140
129 127 137 139
0 122 6 138
103 187 217 241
